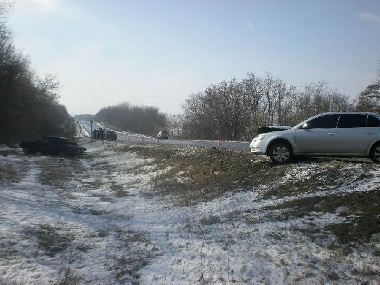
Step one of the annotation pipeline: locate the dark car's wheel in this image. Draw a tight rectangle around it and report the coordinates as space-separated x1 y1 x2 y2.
22 146 30 154
23 146 36 154
269 142 292 164
370 143 380 163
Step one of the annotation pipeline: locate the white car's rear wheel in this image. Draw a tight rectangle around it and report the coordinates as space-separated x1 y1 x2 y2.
370 143 380 163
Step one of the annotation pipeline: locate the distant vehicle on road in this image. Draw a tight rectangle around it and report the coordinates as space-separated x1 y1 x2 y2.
157 130 169 140
92 128 105 140
20 136 86 156
250 112 380 164
92 128 117 141
104 130 117 141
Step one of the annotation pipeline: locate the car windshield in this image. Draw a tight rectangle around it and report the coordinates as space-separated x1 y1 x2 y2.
292 114 328 130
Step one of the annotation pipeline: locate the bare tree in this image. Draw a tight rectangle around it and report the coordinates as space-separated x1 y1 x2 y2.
356 83 380 112
0 2 75 144
355 64 380 112
180 72 353 141
240 73 265 137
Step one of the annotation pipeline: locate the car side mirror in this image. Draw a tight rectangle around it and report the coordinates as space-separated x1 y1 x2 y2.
302 123 309 129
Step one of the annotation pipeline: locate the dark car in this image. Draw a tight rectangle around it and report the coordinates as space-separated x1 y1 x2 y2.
104 130 117 141
157 130 169 140
19 136 86 156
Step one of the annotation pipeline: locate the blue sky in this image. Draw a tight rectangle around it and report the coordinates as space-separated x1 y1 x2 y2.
8 0 380 115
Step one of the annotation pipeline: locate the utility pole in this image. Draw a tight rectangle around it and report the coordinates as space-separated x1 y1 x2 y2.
90 120 93 141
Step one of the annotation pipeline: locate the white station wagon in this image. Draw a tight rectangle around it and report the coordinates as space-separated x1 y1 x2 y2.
250 112 380 163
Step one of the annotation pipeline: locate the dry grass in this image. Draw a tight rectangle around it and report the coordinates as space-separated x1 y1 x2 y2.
24 223 74 257
122 143 272 206
3 141 379 283
122 142 380 247
0 160 29 185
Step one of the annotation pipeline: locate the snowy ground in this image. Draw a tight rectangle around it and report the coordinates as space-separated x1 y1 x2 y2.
0 140 379 284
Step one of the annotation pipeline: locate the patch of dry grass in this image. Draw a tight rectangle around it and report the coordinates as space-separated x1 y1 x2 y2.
38 157 84 188
0 160 29 185
122 143 273 206
25 223 74 257
121 142 380 248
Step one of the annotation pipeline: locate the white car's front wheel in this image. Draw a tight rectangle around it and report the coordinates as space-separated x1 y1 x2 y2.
269 142 292 164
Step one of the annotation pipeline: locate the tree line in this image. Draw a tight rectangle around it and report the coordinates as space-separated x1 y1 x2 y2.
0 3 75 145
95 103 167 136
74 67 380 141
180 71 380 140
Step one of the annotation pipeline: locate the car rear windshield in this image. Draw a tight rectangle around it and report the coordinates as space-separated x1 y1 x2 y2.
338 114 380 128
367 115 380 127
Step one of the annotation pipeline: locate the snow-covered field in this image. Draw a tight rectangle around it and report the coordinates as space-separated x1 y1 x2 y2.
0 141 379 284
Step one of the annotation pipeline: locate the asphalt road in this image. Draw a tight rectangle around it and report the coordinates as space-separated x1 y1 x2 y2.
80 121 250 152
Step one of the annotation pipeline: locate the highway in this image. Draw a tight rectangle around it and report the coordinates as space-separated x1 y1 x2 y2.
79 121 250 152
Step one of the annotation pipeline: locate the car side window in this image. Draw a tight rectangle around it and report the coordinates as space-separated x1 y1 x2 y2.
338 114 367 128
367 115 380 127
307 114 339 129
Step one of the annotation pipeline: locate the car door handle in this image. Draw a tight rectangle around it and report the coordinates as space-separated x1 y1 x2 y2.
366 132 375 135
328 133 335 136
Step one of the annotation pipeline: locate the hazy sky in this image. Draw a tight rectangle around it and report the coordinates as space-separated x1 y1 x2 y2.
8 0 380 115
